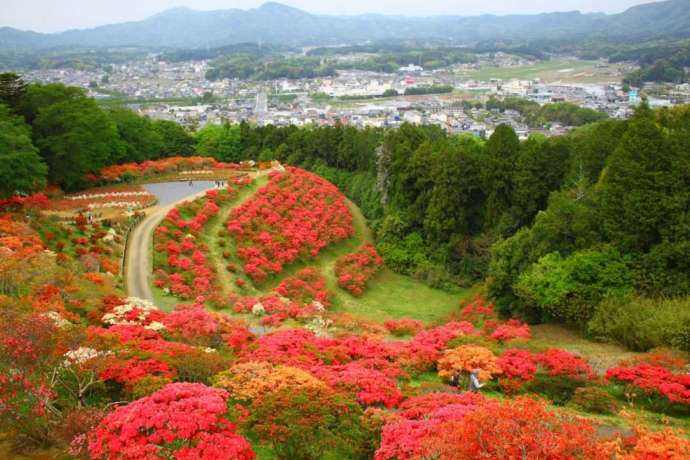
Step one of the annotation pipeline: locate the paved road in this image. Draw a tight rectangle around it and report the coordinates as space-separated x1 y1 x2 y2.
125 186 216 301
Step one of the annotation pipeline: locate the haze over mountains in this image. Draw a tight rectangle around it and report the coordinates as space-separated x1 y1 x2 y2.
1 0 689 50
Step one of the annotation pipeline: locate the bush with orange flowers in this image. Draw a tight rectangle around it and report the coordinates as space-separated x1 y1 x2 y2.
437 344 502 382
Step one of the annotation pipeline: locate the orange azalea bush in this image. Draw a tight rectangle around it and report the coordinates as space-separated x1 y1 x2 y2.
212 361 325 403
421 396 610 460
617 428 690 459
437 345 502 381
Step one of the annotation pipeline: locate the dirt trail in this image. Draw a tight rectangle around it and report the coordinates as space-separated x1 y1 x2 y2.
125 187 216 301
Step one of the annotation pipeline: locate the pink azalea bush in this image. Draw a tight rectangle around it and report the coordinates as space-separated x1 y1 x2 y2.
87 383 255 460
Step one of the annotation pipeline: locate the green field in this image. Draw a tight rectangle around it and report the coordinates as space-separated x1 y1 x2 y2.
463 59 623 84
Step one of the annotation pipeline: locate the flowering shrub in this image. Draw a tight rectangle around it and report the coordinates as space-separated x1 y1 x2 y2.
615 427 690 459
227 168 354 281
245 383 367 460
233 269 330 325
335 244 384 296
406 321 476 370
458 297 495 323
212 361 326 403
101 297 166 330
419 397 606 460
374 392 489 460
489 319 531 342
154 188 242 301
619 349 688 371
397 392 487 420
273 267 330 306
536 348 593 380
99 357 176 391
384 318 425 336
87 383 255 460
310 362 403 408
162 305 219 344
437 345 502 382
497 348 537 389
606 364 690 405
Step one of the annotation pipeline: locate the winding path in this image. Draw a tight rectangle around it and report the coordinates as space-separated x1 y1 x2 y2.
125 186 217 301
125 171 268 301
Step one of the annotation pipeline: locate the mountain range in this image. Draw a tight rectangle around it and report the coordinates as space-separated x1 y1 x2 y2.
1 0 690 50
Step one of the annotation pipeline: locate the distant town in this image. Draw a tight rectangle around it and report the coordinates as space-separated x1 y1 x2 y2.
23 50 690 139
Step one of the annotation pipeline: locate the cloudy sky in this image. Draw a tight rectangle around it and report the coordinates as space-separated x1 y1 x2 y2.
2 0 656 33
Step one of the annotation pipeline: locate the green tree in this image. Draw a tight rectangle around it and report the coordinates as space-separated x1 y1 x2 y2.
195 124 242 162
18 83 85 124
0 104 47 198
0 73 28 110
511 135 570 228
33 98 122 190
482 124 520 233
152 120 196 157
108 107 164 162
515 248 633 325
599 104 686 254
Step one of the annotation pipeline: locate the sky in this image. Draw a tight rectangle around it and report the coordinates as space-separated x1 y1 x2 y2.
1 0 657 33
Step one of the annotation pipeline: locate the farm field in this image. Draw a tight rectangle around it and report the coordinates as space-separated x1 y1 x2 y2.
463 58 626 84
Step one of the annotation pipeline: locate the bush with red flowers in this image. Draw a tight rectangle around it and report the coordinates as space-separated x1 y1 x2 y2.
335 244 384 296
417 396 607 460
87 382 255 460
488 319 531 342
606 364 690 407
384 318 425 337
226 168 354 282
154 188 241 301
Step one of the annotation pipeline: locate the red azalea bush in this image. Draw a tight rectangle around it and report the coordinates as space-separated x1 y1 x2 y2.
335 244 384 296
384 318 425 337
405 321 476 370
154 188 241 301
498 348 537 388
374 392 490 460
489 319 531 342
536 348 593 380
99 357 177 391
606 364 690 405
419 396 607 460
458 297 495 323
87 382 255 460
233 269 331 325
310 362 403 408
227 168 354 282
162 305 219 344
273 267 330 306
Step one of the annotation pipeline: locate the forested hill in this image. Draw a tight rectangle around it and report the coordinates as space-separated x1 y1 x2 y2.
2 0 690 50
